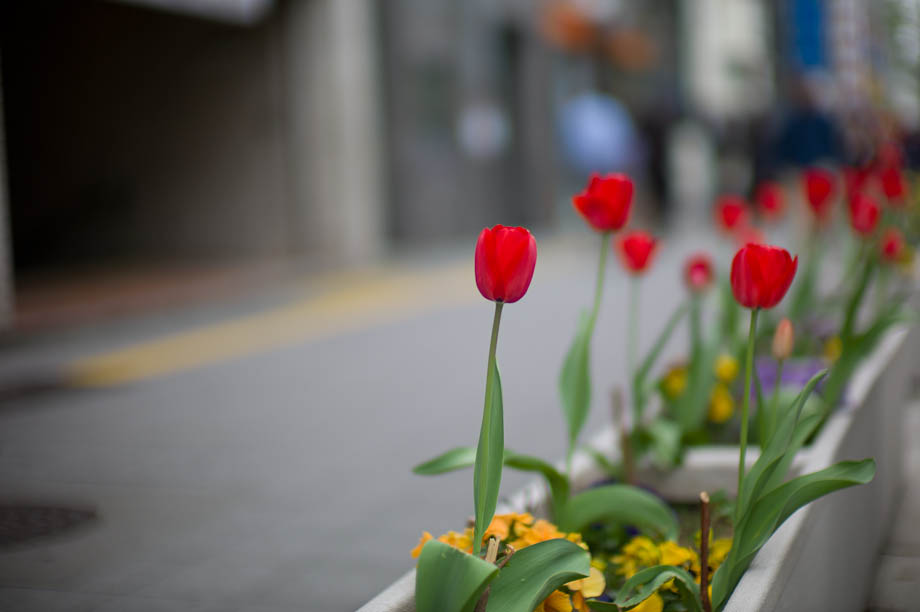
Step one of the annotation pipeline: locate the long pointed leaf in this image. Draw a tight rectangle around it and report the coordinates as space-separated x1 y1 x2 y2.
414 447 477 475
486 539 590 612
561 484 678 540
713 459 875 609
503 452 570 521
738 370 826 517
673 339 719 431
413 447 570 521
560 311 593 453
614 565 701 611
415 540 499 612
634 302 688 412
473 361 504 553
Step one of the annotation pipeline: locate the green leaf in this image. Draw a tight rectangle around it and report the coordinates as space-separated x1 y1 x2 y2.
738 370 827 517
719 276 741 347
415 540 499 612
486 539 590 612
647 418 682 468
614 565 701 611
634 301 688 413
412 447 570 522
673 339 718 432
713 459 876 610
789 240 820 321
759 412 822 494
582 445 623 480
413 447 477 475
473 361 504 554
503 451 570 521
561 484 678 540
560 311 593 456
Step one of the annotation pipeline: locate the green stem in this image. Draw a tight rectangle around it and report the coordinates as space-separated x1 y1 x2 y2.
628 277 640 422
841 249 874 343
474 301 503 555
875 265 890 317
737 308 759 515
790 238 819 321
689 294 702 362
565 233 609 477
768 360 783 444
589 233 610 327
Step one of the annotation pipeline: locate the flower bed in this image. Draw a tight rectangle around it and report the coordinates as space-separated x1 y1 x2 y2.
363 149 919 612
358 322 913 612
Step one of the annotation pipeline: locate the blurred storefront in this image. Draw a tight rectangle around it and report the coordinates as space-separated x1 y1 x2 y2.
0 0 916 330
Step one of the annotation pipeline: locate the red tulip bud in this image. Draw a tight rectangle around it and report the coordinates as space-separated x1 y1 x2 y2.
848 192 880 237
803 167 835 222
730 243 798 309
572 173 633 232
879 164 907 204
715 195 748 233
880 228 905 263
772 318 794 361
617 231 657 275
684 253 714 292
755 182 785 220
474 225 537 303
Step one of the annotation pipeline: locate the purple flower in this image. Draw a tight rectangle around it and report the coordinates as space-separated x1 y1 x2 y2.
754 357 827 396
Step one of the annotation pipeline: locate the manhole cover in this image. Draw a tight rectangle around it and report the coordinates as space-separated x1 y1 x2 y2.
0 505 98 548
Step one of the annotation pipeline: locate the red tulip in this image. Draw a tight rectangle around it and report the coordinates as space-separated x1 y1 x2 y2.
474 225 537 303
684 253 714 292
730 243 798 309
879 164 907 204
617 231 657 275
715 195 748 232
880 228 905 263
848 192 880 237
572 173 633 232
755 182 784 220
803 168 835 222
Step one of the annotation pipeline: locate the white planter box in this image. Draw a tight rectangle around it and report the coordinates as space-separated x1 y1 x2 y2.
358 325 915 612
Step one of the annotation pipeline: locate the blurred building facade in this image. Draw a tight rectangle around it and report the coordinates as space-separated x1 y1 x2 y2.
0 0 916 329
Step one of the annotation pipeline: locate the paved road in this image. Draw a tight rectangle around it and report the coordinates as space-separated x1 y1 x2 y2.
0 229 778 611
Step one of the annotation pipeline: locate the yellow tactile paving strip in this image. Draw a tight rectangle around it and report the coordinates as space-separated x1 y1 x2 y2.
66 262 477 387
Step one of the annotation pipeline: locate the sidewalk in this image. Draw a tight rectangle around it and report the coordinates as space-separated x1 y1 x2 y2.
867 399 920 611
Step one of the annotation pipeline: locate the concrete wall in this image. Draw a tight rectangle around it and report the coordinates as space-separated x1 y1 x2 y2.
1 0 384 273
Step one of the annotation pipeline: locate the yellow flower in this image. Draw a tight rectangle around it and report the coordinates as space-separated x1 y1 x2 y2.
823 336 842 363
410 531 433 558
437 529 473 554
482 512 535 546
709 538 732 569
707 384 735 424
714 354 740 383
613 535 659 578
662 364 688 399
631 592 664 612
566 566 606 598
512 519 574 549
535 590 573 612
659 541 697 568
